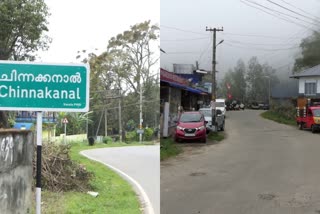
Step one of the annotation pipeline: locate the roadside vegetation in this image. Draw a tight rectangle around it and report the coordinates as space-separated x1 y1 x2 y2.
33 141 156 214
207 132 225 142
160 132 225 161
261 101 296 126
261 111 296 126
160 138 181 161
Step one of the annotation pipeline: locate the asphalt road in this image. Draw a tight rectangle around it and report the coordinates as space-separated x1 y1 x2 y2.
82 145 160 214
161 110 320 214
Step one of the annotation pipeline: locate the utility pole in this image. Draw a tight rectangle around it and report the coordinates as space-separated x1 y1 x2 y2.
118 89 122 142
104 108 108 137
139 81 143 143
206 26 223 131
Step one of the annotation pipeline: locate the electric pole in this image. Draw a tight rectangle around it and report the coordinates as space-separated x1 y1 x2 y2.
118 89 122 143
206 26 223 131
139 81 143 143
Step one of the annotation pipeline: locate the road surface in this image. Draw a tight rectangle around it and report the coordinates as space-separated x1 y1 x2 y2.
82 145 160 214
161 110 320 214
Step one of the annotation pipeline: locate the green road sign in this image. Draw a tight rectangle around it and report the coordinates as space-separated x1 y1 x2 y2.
0 61 90 112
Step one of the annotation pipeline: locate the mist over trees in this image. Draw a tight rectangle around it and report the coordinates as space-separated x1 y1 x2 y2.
219 57 279 103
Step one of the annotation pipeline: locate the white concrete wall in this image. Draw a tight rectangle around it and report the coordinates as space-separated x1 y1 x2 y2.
298 77 320 94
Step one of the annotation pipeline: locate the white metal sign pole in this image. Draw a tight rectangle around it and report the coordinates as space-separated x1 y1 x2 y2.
36 112 42 214
64 122 67 144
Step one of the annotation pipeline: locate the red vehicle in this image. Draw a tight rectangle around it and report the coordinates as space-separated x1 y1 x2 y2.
296 98 320 133
174 111 207 143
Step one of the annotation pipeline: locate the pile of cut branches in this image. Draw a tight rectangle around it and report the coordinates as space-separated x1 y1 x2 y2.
33 143 92 192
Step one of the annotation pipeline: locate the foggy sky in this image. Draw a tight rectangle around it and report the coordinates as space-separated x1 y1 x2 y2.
160 0 320 80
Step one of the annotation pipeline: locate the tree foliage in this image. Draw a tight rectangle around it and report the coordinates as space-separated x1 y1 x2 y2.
84 21 160 137
0 0 51 61
294 31 320 72
220 57 278 103
0 0 50 128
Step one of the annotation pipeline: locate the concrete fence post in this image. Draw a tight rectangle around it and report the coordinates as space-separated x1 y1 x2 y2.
0 130 33 214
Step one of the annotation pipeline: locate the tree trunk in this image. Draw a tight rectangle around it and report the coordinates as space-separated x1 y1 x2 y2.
0 111 9 128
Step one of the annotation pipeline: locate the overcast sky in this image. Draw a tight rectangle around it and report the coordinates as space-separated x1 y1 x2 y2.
38 0 159 63
160 0 320 79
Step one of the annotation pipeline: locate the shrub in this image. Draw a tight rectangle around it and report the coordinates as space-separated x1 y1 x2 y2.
271 100 296 120
126 131 138 142
102 136 113 144
144 128 154 141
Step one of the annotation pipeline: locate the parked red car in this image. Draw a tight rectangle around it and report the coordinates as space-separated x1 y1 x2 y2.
174 111 207 143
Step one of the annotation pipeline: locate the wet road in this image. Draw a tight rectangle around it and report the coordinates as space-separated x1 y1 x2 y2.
161 110 320 214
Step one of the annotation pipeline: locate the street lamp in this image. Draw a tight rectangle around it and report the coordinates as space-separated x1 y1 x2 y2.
262 76 271 105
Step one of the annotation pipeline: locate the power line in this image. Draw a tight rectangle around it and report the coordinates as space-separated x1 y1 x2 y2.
161 37 210 42
160 25 207 35
165 51 202 54
241 0 316 30
278 0 320 20
227 39 298 46
198 37 213 63
266 0 320 24
162 24 307 40
224 41 299 51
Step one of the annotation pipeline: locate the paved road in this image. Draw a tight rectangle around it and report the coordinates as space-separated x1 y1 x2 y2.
82 145 160 214
161 110 320 214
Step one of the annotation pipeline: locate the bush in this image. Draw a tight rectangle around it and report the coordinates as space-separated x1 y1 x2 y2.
102 136 113 144
144 128 154 141
270 100 296 120
125 131 138 142
88 137 95 146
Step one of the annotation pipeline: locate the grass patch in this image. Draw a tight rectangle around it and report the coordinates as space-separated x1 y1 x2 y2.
160 137 181 161
261 110 296 126
38 141 152 214
207 132 225 141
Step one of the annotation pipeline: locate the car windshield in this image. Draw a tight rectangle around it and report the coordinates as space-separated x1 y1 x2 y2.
180 113 202 122
215 102 225 107
313 109 320 117
199 110 211 117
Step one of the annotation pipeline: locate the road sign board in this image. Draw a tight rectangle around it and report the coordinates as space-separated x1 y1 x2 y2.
0 61 90 112
137 129 144 134
62 118 68 124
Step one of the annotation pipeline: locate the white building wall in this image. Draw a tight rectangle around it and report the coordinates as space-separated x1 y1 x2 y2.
298 77 320 94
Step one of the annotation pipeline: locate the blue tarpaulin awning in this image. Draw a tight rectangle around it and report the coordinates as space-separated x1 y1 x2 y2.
13 123 34 130
161 80 209 95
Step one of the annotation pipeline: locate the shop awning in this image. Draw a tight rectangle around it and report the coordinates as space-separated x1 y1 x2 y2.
161 80 209 95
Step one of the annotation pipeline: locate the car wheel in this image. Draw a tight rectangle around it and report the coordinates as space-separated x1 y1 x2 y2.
312 125 316 133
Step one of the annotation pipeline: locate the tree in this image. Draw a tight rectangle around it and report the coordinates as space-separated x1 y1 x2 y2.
294 31 320 72
86 21 160 136
0 0 51 127
219 60 246 102
107 20 159 94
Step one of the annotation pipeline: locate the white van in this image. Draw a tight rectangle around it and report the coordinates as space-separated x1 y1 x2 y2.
215 98 226 117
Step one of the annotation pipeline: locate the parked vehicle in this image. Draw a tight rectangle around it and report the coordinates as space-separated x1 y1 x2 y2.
296 98 320 133
174 111 207 143
239 103 245 110
215 98 226 116
250 102 260 110
199 107 225 133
